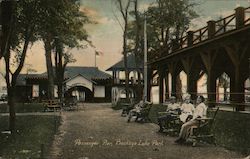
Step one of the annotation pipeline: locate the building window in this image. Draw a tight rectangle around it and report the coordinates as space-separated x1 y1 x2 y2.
94 86 105 98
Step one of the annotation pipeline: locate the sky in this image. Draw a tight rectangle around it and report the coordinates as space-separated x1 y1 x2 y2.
0 0 250 85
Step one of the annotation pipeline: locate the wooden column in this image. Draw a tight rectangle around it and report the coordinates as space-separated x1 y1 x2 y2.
168 62 178 98
147 67 153 102
187 31 194 47
181 57 198 100
207 72 217 106
165 72 170 100
158 68 164 104
171 73 177 97
235 7 245 29
224 44 249 111
207 20 216 38
200 51 217 107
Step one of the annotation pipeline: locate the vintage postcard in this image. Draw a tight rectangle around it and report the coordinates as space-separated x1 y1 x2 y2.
0 0 250 158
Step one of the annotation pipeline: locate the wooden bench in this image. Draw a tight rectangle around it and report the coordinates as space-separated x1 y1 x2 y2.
189 107 219 146
42 99 62 112
157 111 182 135
127 102 153 123
63 97 78 111
121 103 135 116
135 103 153 123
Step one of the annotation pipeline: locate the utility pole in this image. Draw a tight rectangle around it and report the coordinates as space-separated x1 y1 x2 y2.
143 12 147 101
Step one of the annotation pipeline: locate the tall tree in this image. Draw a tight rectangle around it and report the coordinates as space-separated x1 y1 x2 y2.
3 0 39 133
115 0 132 101
53 0 90 101
127 0 198 100
36 0 89 99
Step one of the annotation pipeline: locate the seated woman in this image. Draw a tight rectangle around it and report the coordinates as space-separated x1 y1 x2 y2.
179 94 195 123
175 95 207 144
157 96 180 132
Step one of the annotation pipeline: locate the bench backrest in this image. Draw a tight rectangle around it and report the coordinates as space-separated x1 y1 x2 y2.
42 99 60 105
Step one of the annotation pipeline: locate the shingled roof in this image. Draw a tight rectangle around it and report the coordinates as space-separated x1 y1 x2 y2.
106 54 143 71
16 67 111 86
64 66 111 81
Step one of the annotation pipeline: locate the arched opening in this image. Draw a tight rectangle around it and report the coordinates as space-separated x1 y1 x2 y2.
216 72 230 102
179 71 187 96
197 73 207 99
129 71 138 84
65 86 93 102
151 70 159 104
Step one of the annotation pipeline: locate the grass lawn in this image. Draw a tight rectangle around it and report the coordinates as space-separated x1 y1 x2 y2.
0 103 45 113
0 115 61 158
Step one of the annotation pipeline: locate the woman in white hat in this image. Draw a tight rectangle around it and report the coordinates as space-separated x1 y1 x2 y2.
179 94 195 123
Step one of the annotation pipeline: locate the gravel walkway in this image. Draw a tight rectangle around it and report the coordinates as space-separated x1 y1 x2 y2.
49 103 243 159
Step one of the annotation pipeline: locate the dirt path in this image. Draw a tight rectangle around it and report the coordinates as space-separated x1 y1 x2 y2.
49 103 243 159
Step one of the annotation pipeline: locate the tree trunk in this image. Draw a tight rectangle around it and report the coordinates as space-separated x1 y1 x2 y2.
44 37 54 99
0 1 13 59
8 87 16 133
4 50 16 133
55 39 64 101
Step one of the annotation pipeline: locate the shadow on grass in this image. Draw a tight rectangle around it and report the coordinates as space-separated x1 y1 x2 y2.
0 103 45 113
0 115 61 158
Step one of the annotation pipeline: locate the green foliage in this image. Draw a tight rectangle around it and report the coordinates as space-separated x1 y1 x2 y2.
35 0 90 49
127 0 199 60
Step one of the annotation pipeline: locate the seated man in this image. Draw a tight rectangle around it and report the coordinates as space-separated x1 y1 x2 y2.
175 95 207 144
157 96 180 132
127 99 152 122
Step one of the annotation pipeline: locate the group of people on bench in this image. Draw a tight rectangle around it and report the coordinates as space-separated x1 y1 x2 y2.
123 93 208 144
157 94 208 144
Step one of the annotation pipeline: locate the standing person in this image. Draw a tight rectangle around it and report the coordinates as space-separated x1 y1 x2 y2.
175 95 208 144
157 96 180 132
179 94 195 123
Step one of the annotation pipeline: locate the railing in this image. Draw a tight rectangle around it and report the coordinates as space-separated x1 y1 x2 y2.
113 79 143 85
178 36 188 49
193 26 208 45
214 14 236 36
244 7 250 25
158 7 250 58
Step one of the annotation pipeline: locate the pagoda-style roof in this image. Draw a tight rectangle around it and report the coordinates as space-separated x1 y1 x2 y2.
106 54 143 71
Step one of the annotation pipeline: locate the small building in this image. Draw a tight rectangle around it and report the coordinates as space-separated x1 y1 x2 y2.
16 66 112 102
106 54 144 105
